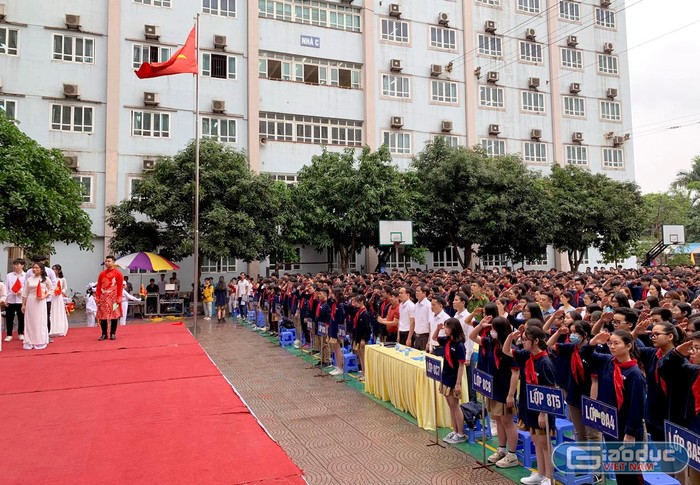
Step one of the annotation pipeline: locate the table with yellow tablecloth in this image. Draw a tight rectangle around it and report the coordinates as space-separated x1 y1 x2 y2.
364 344 469 432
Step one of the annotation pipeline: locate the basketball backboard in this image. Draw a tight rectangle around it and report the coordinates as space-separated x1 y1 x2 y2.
662 225 685 245
379 220 414 246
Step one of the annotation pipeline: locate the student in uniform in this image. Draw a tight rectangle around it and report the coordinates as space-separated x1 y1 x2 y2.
453 292 476 402
352 294 371 381
433 317 467 445
328 288 346 376
504 326 556 485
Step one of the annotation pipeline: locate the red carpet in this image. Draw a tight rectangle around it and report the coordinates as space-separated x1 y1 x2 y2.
0 324 305 485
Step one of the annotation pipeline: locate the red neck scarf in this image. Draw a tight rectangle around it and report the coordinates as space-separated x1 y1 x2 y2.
693 374 700 415
613 359 638 410
525 350 547 384
493 340 502 370
331 302 337 320
571 346 585 385
655 348 668 395
353 307 366 329
444 337 454 368
316 301 322 319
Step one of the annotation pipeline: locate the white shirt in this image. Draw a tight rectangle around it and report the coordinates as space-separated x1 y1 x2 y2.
454 309 475 360
413 297 431 334
236 280 251 299
428 310 450 349
122 289 140 303
398 299 415 332
86 295 97 313
24 267 57 301
5 271 25 305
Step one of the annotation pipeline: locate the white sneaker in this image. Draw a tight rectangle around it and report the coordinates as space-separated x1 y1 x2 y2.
445 433 467 444
442 431 456 443
3 336 12 342
495 452 519 468
293 339 301 349
520 472 543 485
540 479 551 485
329 367 343 376
487 450 506 463
19 334 24 341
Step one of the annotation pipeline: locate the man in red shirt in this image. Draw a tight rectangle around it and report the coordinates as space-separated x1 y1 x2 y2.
377 290 400 343
96 255 124 341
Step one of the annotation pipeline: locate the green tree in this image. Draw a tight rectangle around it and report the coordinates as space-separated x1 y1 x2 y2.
291 146 417 273
548 165 644 271
0 113 93 255
106 139 293 279
672 155 700 203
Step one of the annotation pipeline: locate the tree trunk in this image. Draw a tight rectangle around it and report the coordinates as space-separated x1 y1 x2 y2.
447 231 467 269
337 243 349 274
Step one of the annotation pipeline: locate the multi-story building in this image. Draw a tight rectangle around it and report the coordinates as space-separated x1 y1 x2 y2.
0 0 635 291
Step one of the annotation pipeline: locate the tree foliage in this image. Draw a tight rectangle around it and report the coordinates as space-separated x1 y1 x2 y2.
0 113 93 255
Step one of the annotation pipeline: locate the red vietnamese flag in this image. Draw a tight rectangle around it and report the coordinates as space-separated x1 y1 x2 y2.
55 280 62 297
36 281 43 299
140 284 147 298
135 27 197 79
11 278 21 294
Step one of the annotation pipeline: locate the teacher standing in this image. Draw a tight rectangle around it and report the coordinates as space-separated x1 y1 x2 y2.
21 262 52 350
96 255 123 341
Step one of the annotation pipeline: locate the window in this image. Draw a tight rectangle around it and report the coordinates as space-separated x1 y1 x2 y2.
563 95 585 117
0 27 19 55
382 74 410 98
271 248 301 271
259 112 362 146
133 44 171 68
431 80 458 104
53 35 94 63
597 54 619 75
381 18 409 43
523 141 547 163
479 85 504 108
477 0 501 5
259 113 293 141
525 252 548 266
201 256 237 273
481 138 506 156
259 1 360 31
203 0 236 17
433 248 460 268
595 8 616 28
517 0 540 14
600 100 621 121
482 254 508 268
0 99 16 120
382 131 411 155
560 48 582 69
566 145 588 165
268 173 298 186
128 177 142 199
433 135 460 147
51 104 93 132
203 53 236 79
478 34 502 57
134 0 171 6
131 110 170 137
202 117 237 143
258 0 293 21
559 1 580 21
430 26 456 50
259 58 292 81
602 148 624 168
259 53 361 89
519 41 543 63
521 91 545 113
72 175 92 204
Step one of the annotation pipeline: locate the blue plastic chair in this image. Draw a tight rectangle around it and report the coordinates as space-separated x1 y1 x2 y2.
552 445 595 485
516 429 536 468
279 330 295 347
555 417 576 445
643 473 680 485
465 415 492 444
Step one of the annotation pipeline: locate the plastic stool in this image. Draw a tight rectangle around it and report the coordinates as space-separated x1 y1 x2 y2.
555 417 576 445
279 331 295 347
643 473 680 485
247 310 256 323
516 429 536 468
553 445 595 485
256 310 266 328
343 353 359 373
466 415 492 444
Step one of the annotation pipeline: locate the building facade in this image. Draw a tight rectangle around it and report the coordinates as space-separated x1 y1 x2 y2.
0 0 635 291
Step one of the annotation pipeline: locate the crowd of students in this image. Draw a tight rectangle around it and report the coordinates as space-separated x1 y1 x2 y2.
247 265 700 485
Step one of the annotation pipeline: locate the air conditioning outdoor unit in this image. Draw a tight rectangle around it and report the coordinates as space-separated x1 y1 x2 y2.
528 77 540 89
390 59 403 72
603 42 614 53
487 71 499 83
485 20 496 33
389 3 401 17
567 35 578 47
143 159 156 172
430 64 442 77
145 25 160 40
526 28 536 40
601 0 612 8
613 136 625 146
531 129 542 140
391 116 404 128
607 88 618 99
63 83 80 98
572 132 584 142
65 14 81 30
213 35 227 49
65 156 79 169
212 100 225 113
569 82 581 94
438 12 449 26
441 120 453 133
144 92 159 106
488 124 500 135
0 4 6 21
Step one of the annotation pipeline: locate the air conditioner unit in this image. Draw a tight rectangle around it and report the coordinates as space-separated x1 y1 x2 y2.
525 28 536 40
486 71 499 83
441 120 453 133
607 88 618 99
142 159 156 172
430 64 443 77
528 77 540 89
567 35 578 47
613 136 625 146
65 156 79 169
600 0 612 8
212 100 225 113
65 14 81 30
63 83 80 98
531 129 542 140
485 20 496 33
213 35 227 49
0 77 4 90
569 82 581 94
390 59 403 72
144 92 159 106
391 116 404 128
389 3 401 17
438 12 449 26
603 42 614 53
572 132 584 142
0 4 6 21
488 124 500 135
341 0 354 3
145 24 160 40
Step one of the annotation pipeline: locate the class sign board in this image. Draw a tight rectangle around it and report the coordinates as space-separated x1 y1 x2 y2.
316 321 327 337
526 384 566 417
665 420 700 472
582 396 618 438
338 324 346 339
425 355 442 382
473 368 494 399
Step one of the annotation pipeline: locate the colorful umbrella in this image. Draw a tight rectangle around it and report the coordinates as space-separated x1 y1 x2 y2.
114 252 180 272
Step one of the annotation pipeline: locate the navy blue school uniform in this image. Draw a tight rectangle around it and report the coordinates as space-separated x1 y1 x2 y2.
438 336 466 388
328 298 346 340
353 307 371 344
657 350 700 435
315 299 331 328
549 329 570 389
637 346 672 441
555 342 593 409
581 345 646 441
480 335 519 403
513 349 556 430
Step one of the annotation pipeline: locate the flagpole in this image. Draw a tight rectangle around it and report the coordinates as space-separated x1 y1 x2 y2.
193 13 201 338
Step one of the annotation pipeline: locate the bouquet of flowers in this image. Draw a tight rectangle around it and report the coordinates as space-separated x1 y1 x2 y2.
66 301 76 315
